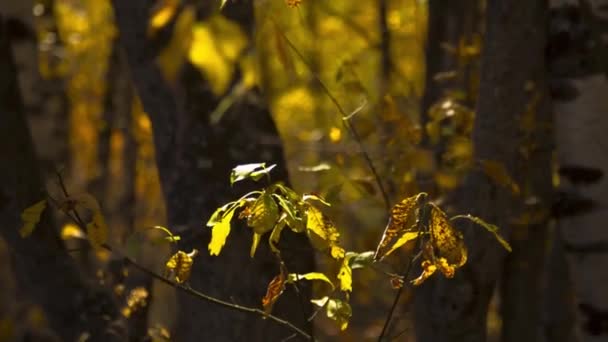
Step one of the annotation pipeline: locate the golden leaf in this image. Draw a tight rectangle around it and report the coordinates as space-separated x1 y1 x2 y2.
330 246 345 259
208 206 238 256
287 272 335 290
60 223 86 240
305 205 340 251
147 0 179 36
165 249 198 283
374 193 427 261
412 260 437 286
337 255 353 292
250 233 262 258
121 287 149 318
246 193 279 234
19 200 47 237
428 204 467 268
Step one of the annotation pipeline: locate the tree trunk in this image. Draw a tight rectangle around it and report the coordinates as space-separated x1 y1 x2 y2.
111 1 314 341
414 1 553 341
0 14 122 342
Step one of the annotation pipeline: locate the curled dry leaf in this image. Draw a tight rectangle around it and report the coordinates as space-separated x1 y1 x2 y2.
262 265 287 314
165 249 198 284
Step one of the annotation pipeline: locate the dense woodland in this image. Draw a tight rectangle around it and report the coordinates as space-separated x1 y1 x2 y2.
1 0 608 341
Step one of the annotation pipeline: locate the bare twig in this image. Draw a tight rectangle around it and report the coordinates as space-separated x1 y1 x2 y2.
278 29 391 212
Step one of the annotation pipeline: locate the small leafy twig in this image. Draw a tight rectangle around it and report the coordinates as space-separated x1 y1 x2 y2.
277 28 391 212
52 173 313 341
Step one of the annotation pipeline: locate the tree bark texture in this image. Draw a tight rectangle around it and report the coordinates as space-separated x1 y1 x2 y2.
0 14 123 342
414 1 554 341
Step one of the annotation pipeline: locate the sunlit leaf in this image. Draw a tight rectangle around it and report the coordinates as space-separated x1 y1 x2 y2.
250 233 262 258
246 192 279 234
148 0 179 36
302 193 331 206
326 298 352 331
287 272 335 290
262 266 287 314
208 206 238 256
428 204 467 268
311 296 329 307
374 193 427 260
451 214 512 252
337 255 353 292
272 194 304 233
230 163 276 185
165 249 198 283
305 205 340 251
480 159 520 195
152 225 181 243
19 200 47 237
61 223 86 240
412 260 437 286
297 163 332 172
269 217 286 253
330 246 345 259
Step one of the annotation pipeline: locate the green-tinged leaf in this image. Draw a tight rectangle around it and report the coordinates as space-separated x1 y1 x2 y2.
250 233 262 258
19 200 47 237
247 192 279 234
306 205 340 251
338 255 353 292
346 251 375 270
272 194 304 232
269 217 286 253
326 298 352 331
311 296 329 307
302 193 331 206
452 214 512 252
272 183 301 201
230 163 276 185
208 206 238 256
287 272 335 290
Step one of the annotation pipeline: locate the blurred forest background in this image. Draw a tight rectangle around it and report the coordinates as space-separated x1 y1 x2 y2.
1 0 608 341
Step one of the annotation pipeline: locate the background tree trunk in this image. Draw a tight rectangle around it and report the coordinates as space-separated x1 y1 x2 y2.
111 1 315 340
0 14 122 341
414 1 553 341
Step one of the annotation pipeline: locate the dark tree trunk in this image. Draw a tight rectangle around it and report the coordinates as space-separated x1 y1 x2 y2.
414 1 553 341
0 14 122 342
111 1 314 341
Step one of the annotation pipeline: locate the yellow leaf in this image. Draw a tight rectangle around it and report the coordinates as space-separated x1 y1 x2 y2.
305 205 340 251
326 298 352 331
165 249 198 283
121 287 149 318
287 272 335 290
19 200 47 237
412 260 437 286
60 223 86 240
188 16 247 95
329 127 342 142
337 255 353 292
250 233 262 258
208 206 237 256
374 193 427 260
330 246 345 259
452 214 512 252
428 204 467 268
147 0 179 36
246 192 279 234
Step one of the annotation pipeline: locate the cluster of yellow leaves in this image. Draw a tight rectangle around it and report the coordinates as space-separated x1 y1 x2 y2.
121 287 149 318
165 249 198 284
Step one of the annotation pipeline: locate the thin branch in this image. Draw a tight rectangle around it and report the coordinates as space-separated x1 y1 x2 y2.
277 29 391 212
52 173 313 341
